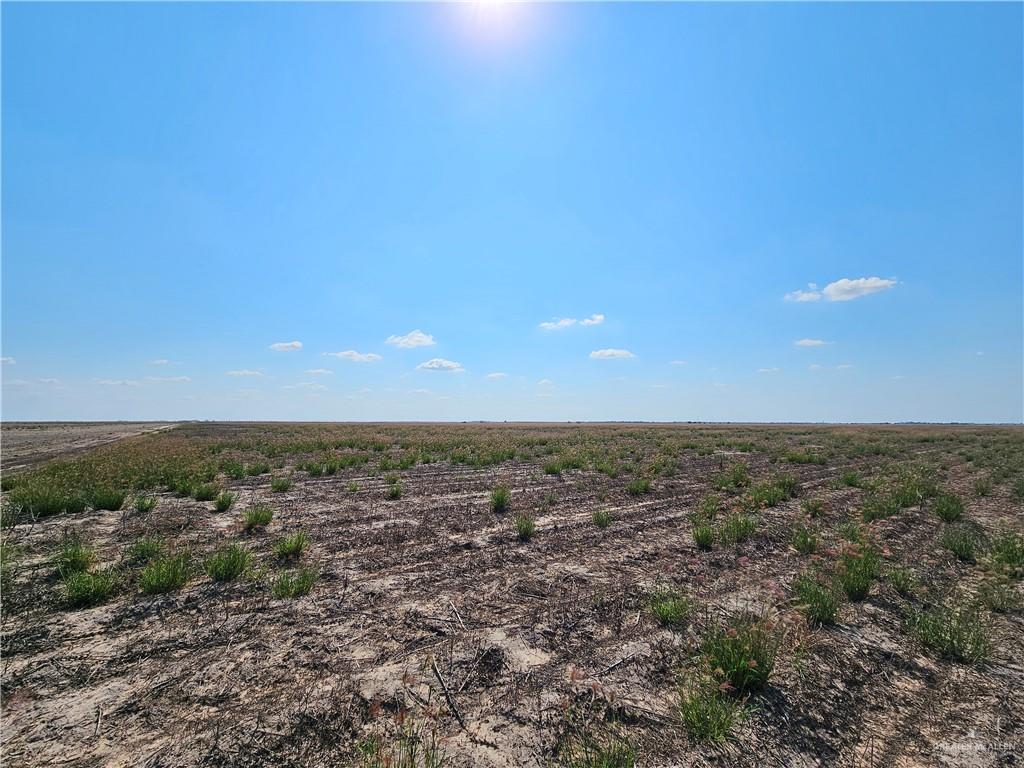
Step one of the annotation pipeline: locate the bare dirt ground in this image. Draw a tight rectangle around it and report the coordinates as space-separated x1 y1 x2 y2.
0 423 177 472
1 423 1022 767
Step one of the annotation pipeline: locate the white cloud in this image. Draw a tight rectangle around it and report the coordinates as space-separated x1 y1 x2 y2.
539 313 604 331
226 369 265 377
537 378 555 386
147 376 191 383
795 339 830 347
837 363 854 370
323 350 382 362
808 364 823 371
38 378 61 385
305 368 334 375
148 359 173 366
283 381 327 391
892 375 907 381
269 341 303 352
410 388 432 395
485 372 507 379
386 330 435 349
95 378 141 387
416 358 464 372
757 367 781 373
590 348 635 360
823 277 896 302
0 357 14 365
785 284 822 302
651 383 670 389
669 360 687 366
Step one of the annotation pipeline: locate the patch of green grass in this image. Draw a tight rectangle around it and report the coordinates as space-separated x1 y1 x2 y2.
7 486 87 518
125 535 164 565
793 572 841 626
697 493 720 520
786 451 825 465
89 487 126 511
693 520 715 551
988 529 1024 577
64 569 118 608
973 476 993 497
134 495 157 514
139 553 191 594
678 678 742 743
840 471 862 488
941 525 982 563
933 492 963 523
713 461 750 492
555 734 635 768
887 567 919 598
270 476 293 493
213 491 237 512
246 461 271 476
192 483 219 502
837 545 881 601
801 498 825 518
703 615 780 693
791 525 818 555
385 481 402 500
592 509 612 529
490 485 510 513
275 531 308 561
838 521 864 543
626 477 651 496
205 544 251 582
718 513 756 546
514 514 536 542
347 481 360 493
1012 476 1024 504
55 536 95 578
978 578 1019 613
648 586 690 627
271 568 317 599
243 504 274 531
907 601 991 663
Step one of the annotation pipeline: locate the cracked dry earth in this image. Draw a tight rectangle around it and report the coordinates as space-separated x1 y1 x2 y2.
1 427 1022 767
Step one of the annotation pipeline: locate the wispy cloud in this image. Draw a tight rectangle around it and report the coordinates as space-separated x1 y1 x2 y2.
148 359 174 366
386 330 435 349
147 376 191 383
283 381 327 391
269 340 303 352
758 367 781 373
0 357 15 365
305 368 334 375
669 360 687 366
794 338 830 347
785 277 897 303
537 378 554 386
416 358 464 372
324 350 382 362
589 348 635 360
95 378 141 387
837 363 853 370
485 372 507 379
538 313 604 331
38 378 61 385
226 369 265 377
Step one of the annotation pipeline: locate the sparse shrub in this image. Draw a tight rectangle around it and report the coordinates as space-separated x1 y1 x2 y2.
134 495 157 514
801 498 824 518
648 586 690 627
55 535 95 578
933 493 963 523
693 521 715 551
89 487 126 511
192 483 219 502
514 514 536 542
386 481 402 500
978 579 1019 613
907 601 991 663
140 553 191 594
592 510 612 529
272 568 317 599
243 504 274 531
837 545 881 601
126 535 164 565
887 567 919 598
213 491 237 512
64 569 117 608
626 477 651 496
719 513 756 546
490 485 510 513
678 678 742 743
276 531 308 561
793 572 841 626
973 476 993 497
791 525 818 555
205 544 251 582
271 476 293 493
703 615 780 693
941 525 982 563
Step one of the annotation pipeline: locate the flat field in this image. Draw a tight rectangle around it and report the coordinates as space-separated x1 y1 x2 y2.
1 423 1022 767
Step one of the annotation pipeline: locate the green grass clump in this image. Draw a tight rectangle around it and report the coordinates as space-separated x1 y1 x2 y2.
648 586 690 627
246 461 270 476
801 498 824 518
271 476 293 493
543 461 562 476
793 572 842 626
626 477 651 496
697 493 720 520
213 491 237 512
907 602 991 663
978 578 1019 613
347 481 360 493
592 509 612 529
719 513 756 546
385 481 402 500
973 476 993 497
243 504 274 531
713 462 749 492
933 492 963 523
887 567 919 598
55 536 96 578
275 531 308 561
272 568 317 599
988 529 1024 577
134 495 157 514
1012 476 1024 503
555 734 635 768
7 486 87 518
205 544 251 582
791 525 818 555
64 569 118 608
139 553 191 594
839 471 862 488
703 615 780 693
125 535 164 565
693 520 715 551
838 521 864 543
837 545 881 601
192 483 219 502
490 485 510 513
89 487 126 511
514 514 536 542
678 678 742 743
940 525 982 563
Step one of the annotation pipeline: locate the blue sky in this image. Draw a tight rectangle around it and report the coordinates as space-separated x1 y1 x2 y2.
2 3 1021 423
